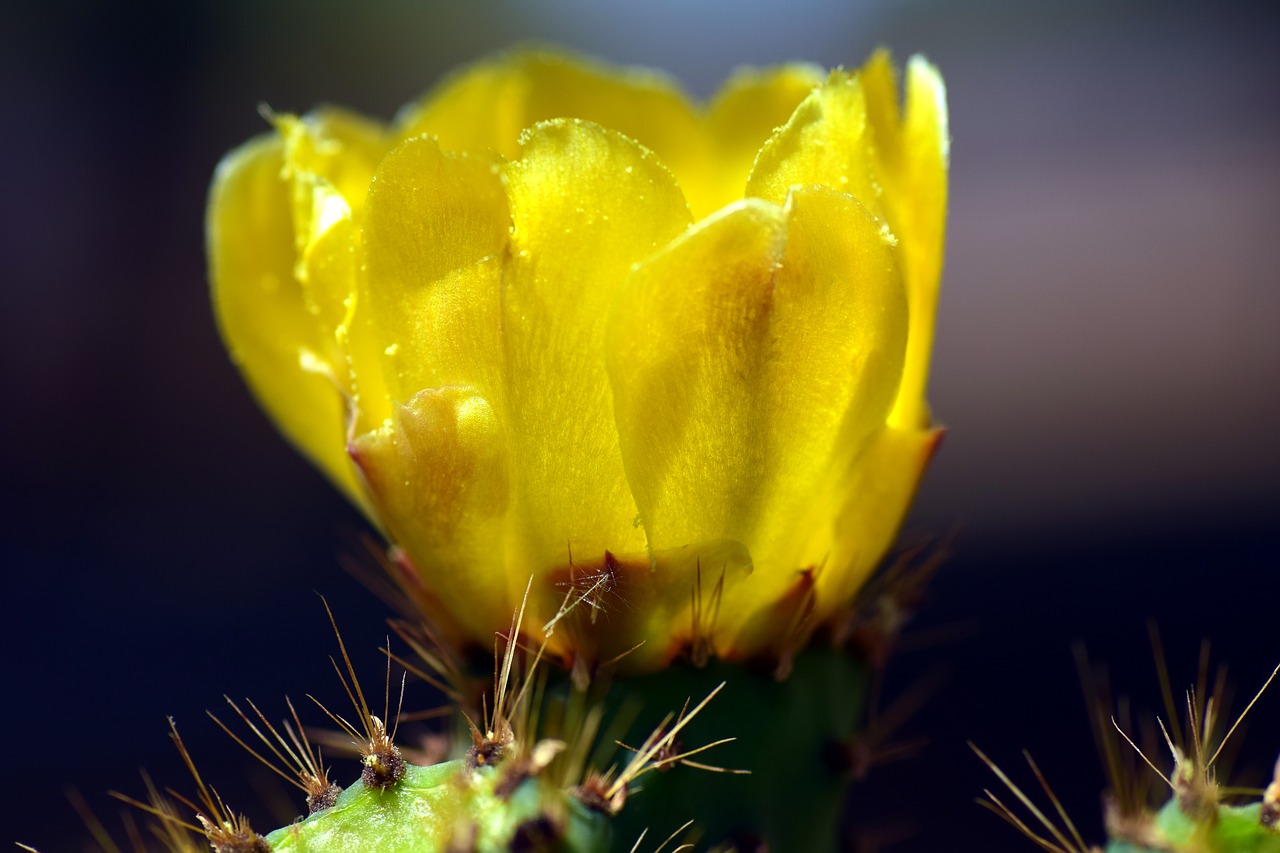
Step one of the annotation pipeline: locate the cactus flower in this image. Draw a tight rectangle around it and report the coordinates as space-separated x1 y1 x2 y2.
208 48 948 672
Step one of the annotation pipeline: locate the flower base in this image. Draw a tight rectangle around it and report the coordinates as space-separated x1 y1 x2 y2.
605 645 871 851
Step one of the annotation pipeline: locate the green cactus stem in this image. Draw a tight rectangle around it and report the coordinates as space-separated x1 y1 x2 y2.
978 650 1280 853
602 644 872 851
1107 801 1280 853
238 643 871 853
264 759 609 852
77 562 921 853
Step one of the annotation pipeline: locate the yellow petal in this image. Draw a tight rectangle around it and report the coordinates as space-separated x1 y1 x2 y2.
277 107 388 216
816 424 942 610
356 120 694 643
703 63 823 211
273 110 387 339
397 50 716 216
271 110 393 441
393 57 525 157
858 49 902 158
745 70 881 218
207 135 366 507
607 187 907 656
498 118 693 583
864 53 949 429
607 198 786 551
348 387 513 643
355 135 511 431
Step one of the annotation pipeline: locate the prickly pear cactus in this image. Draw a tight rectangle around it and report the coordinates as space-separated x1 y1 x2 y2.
263 760 609 853
1107 801 1280 853
65 582 907 853
977 650 1280 853
230 643 870 852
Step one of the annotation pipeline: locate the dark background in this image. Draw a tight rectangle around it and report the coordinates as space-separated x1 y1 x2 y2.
3 0 1278 849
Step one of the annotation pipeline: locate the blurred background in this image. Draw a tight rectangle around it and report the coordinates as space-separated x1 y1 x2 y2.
3 0 1278 849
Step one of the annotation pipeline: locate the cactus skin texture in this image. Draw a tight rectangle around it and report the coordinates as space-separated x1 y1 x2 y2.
609 646 870 851
264 760 608 852
1107 801 1280 853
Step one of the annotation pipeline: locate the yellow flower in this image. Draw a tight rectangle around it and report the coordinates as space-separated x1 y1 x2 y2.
208 48 948 673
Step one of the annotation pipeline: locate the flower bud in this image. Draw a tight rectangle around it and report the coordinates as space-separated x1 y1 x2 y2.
208 49 948 672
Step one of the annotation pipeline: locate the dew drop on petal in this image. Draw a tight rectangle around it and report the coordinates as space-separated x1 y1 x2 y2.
298 348 329 375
